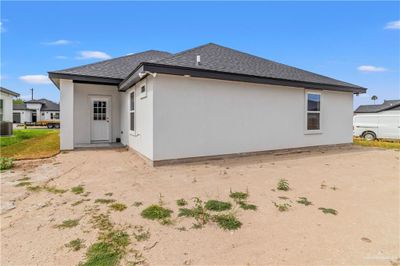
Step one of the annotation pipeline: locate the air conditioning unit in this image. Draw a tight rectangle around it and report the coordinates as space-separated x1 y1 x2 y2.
0 121 13 136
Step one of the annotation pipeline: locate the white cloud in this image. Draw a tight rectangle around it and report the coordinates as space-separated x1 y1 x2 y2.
384 20 400 29
55 55 68 59
19 75 51 84
357 65 387 73
76 51 112 60
42 39 75 46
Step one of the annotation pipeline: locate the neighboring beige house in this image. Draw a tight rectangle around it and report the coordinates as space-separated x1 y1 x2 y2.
13 99 60 124
0 87 20 122
49 43 366 165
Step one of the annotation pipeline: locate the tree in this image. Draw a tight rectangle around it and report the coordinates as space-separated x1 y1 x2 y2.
371 95 378 104
13 98 24 104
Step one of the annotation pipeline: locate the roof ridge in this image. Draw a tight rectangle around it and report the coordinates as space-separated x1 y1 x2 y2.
51 49 171 73
155 43 215 63
206 43 362 88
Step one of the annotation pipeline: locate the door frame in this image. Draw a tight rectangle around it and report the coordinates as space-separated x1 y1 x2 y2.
89 95 112 143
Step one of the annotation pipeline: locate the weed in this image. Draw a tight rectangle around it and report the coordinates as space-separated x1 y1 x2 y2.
176 226 187 231
330 186 338 191
82 192 91 197
229 190 248 202
65 238 85 251
72 199 90 206
91 213 113 231
273 202 291 212
0 157 13 170
278 196 290 200
105 192 113 197
133 201 143 207
133 226 150 242
205 200 232 211
95 198 116 204
213 214 242 230
296 197 312 206
158 193 164 206
109 203 127 212
56 219 79 229
45 186 67 194
81 242 121 266
141 205 173 221
17 177 30 181
176 198 188 206
99 230 130 248
160 218 174 225
71 185 84 194
320 181 327 189
26 185 42 192
15 181 32 187
178 198 210 226
277 179 290 191
238 201 257 211
191 223 204 229
319 207 338 215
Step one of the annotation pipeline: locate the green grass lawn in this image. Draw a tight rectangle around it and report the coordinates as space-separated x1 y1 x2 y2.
0 129 60 159
353 137 400 149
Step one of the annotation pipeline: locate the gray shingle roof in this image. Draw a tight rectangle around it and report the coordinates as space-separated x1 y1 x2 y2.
50 50 172 80
154 43 363 89
354 100 400 113
0 87 20 97
49 43 365 92
14 99 59 111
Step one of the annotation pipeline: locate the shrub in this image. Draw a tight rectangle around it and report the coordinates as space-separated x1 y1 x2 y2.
176 198 188 206
297 197 312 206
56 219 79 229
213 214 242 230
273 202 291 212
44 186 67 194
82 242 121 266
277 179 290 191
95 199 116 204
15 181 32 187
65 238 85 251
238 201 257 211
205 200 232 212
71 185 84 194
318 207 338 215
141 205 173 220
0 157 13 170
229 190 248 202
109 203 127 212
27 185 42 192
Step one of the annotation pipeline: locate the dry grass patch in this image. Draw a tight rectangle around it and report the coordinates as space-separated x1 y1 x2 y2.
353 137 400 149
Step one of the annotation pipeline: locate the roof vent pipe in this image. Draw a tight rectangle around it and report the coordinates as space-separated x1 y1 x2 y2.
196 55 201 66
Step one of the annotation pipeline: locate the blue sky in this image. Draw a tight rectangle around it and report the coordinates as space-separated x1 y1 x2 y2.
1 1 399 108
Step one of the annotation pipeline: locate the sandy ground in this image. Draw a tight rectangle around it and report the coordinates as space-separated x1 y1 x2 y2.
1 145 399 265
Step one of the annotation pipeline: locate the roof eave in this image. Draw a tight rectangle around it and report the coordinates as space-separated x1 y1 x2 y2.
119 62 367 93
48 72 123 89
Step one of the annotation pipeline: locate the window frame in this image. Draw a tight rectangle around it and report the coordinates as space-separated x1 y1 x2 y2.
140 85 147 99
304 91 322 134
129 90 135 133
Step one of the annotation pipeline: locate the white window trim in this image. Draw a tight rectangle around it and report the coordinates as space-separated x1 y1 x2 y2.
304 90 322 134
129 89 136 135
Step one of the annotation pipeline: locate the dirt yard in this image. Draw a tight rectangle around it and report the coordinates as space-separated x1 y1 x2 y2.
1 145 399 265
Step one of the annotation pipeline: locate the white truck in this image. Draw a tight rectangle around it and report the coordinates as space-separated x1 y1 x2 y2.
353 100 400 140
353 111 400 140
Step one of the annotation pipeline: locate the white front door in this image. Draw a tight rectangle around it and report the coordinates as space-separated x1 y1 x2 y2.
90 96 111 142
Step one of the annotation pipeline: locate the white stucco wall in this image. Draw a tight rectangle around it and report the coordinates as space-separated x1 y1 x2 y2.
60 79 74 150
0 91 14 122
120 78 154 160
12 110 32 123
73 83 121 145
152 74 353 161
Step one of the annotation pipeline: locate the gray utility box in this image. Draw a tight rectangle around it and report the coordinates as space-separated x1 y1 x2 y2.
0 121 13 136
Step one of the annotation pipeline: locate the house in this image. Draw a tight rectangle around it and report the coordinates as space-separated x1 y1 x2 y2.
48 43 366 165
13 99 60 124
0 87 20 122
354 100 400 114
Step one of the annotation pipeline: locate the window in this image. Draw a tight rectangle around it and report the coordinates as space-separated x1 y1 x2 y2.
306 92 321 131
130 91 135 131
140 85 147 98
54 113 59 119
50 113 53 119
93 101 107 120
